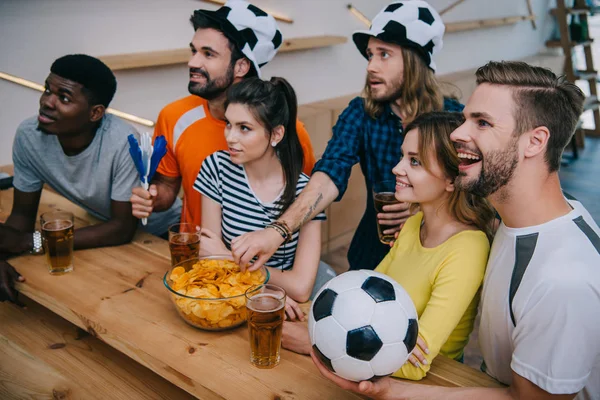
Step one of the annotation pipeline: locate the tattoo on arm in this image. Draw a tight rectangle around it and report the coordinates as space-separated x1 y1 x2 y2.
300 192 323 227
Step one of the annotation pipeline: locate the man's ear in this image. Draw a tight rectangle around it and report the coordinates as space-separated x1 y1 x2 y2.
89 105 106 123
523 126 550 159
233 57 251 79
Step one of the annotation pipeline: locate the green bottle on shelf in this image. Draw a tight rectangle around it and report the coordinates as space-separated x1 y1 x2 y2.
570 15 584 41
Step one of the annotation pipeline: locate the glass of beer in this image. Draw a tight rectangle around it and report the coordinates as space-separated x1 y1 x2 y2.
373 180 400 245
245 284 286 369
40 210 74 274
168 223 201 266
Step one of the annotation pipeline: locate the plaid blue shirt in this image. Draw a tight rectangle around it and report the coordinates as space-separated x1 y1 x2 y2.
313 97 464 271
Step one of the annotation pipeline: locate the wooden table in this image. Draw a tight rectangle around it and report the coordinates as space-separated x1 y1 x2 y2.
0 183 504 399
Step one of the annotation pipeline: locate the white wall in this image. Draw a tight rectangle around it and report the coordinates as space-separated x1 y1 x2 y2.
0 0 554 165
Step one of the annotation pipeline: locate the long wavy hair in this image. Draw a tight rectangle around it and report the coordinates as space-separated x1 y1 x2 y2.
226 77 303 217
405 112 496 242
363 48 445 125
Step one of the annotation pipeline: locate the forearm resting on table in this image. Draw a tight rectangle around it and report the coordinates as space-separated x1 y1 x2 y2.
278 172 338 232
74 220 136 250
267 267 313 303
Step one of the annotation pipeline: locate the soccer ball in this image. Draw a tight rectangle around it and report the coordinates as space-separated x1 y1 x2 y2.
309 270 418 382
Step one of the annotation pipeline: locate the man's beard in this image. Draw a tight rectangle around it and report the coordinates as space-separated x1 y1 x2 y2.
368 76 403 103
455 136 519 198
188 63 234 100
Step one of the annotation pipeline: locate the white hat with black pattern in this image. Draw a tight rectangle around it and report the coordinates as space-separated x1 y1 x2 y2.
352 1 445 72
192 0 282 78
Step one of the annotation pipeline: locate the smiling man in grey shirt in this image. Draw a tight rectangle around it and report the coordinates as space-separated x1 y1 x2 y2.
0 54 180 305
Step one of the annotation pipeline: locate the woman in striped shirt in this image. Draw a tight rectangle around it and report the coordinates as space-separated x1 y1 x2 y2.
194 77 326 304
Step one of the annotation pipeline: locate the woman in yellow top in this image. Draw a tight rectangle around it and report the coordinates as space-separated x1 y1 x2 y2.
281 111 495 381
380 111 495 380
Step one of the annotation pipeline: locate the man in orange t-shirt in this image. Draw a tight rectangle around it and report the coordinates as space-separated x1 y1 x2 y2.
130 1 315 227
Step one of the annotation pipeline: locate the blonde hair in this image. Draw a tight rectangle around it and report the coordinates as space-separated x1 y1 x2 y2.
406 112 496 242
363 48 444 125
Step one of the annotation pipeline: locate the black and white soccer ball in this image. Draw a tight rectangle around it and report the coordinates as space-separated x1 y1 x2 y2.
219 0 283 76
353 1 445 71
309 270 418 382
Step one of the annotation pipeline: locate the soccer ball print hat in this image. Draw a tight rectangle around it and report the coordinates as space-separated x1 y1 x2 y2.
192 0 283 78
352 1 445 72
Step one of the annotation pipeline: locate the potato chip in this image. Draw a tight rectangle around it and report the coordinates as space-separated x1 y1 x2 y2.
168 258 266 330
170 266 186 280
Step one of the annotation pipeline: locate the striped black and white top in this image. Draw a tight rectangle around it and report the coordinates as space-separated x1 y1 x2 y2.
194 151 326 270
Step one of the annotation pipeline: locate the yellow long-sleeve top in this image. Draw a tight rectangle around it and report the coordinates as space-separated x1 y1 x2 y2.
375 212 490 381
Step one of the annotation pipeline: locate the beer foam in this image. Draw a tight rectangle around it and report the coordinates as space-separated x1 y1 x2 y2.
247 293 284 312
42 220 73 231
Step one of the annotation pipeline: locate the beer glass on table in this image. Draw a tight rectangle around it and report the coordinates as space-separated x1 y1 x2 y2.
245 284 286 369
373 180 400 245
40 210 74 274
168 223 201 266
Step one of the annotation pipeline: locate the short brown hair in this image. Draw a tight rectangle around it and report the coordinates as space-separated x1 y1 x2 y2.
405 112 496 242
475 61 585 172
363 48 444 125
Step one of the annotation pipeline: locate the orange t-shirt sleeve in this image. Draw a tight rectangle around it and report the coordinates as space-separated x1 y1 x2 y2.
154 108 181 178
296 119 316 175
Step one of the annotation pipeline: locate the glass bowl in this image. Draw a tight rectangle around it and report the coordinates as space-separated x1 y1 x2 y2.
163 255 269 331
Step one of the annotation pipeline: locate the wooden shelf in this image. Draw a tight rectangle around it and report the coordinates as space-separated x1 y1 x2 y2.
99 35 347 71
546 39 594 48
279 35 347 52
550 7 591 16
445 15 536 33
200 0 293 23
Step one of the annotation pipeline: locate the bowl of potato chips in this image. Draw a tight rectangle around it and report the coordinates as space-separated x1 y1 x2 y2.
163 255 268 331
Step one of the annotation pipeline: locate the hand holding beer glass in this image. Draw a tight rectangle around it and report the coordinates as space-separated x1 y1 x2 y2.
40 210 74 274
168 223 201 266
373 180 404 245
245 284 286 369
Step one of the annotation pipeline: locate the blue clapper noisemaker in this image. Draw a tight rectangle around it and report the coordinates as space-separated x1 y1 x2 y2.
127 133 167 225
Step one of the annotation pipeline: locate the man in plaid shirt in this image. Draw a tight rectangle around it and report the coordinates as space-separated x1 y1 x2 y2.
232 1 463 272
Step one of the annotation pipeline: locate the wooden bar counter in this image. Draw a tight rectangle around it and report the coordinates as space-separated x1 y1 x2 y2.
0 181 504 399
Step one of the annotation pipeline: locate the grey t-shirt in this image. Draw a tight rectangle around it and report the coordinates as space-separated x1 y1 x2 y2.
12 115 181 236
